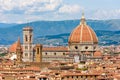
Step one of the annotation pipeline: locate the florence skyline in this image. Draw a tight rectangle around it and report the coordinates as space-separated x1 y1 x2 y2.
0 0 120 23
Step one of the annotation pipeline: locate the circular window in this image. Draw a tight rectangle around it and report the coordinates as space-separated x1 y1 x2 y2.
75 46 78 49
85 46 88 49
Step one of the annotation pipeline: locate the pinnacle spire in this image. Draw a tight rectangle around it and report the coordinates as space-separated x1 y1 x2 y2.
16 37 21 49
80 12 86 25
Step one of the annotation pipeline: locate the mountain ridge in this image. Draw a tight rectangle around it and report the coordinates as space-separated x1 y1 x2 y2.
0 19 120 45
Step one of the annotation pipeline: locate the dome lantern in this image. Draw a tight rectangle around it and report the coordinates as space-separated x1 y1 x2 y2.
80 12 86 25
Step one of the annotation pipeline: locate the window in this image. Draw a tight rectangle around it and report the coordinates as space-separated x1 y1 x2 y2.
85 46 88 49
67 76 69 78
37 48 39 54
72 76 73 78
30 35 32 42
25 35 28 42
30 46 32 49
25 53 28 56
76 76 78 78
61 77 64 80
75 46 78 49
25 46 28 49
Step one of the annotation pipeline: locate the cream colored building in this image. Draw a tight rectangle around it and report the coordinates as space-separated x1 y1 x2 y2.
9 14 102 63
68 14 100 61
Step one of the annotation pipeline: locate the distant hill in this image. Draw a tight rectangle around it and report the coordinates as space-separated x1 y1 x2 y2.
0 19 120 45
35 30 120 46
0 23 16 28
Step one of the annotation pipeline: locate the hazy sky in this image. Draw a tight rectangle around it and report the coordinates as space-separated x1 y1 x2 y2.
0 0 120 23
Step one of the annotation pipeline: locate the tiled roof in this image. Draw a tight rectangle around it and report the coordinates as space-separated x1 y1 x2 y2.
68 15 98 44
9 38 22 53
9 41 17 53
94 51 102 57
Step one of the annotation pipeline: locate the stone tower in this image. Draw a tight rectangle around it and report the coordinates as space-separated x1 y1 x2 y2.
16 37 22 63
35 44 42 62
23 27 33 62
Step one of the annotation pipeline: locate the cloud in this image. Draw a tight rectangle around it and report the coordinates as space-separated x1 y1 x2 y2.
0 0 62 14
93 9 120 19
58 4 81 14
0 0 64 23
1 0 120 23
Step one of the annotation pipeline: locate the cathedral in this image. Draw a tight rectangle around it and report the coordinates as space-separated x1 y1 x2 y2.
9 14 102 64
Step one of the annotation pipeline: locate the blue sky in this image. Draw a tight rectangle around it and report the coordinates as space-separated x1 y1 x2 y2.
0 0 120 23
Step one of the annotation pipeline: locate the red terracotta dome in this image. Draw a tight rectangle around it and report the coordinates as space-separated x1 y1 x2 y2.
9 37 23 53
68 14 98 44
9 41 17 53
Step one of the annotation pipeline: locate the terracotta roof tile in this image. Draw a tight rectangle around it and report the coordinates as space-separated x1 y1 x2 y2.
9 41 17 53
68 16 98 44
9 38 23 53
94 51 102 57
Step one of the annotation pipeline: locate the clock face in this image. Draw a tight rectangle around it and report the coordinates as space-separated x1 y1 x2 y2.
74 55 80 63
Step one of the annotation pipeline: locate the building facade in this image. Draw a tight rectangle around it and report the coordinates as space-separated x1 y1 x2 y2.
23 27 34 62
68 14 99 61
9 14 102 63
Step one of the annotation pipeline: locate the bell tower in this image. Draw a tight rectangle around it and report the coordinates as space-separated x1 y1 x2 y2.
23 27 33 62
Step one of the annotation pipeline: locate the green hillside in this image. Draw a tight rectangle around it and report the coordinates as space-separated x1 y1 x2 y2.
0 19 120 45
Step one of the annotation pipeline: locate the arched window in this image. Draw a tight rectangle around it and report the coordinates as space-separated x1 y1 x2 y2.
37 48 39 54
25 35 27 42
30 35 32 42
54 52 56 55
